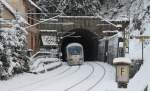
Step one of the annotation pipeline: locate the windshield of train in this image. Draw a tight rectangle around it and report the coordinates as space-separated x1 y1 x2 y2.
68 46 82 55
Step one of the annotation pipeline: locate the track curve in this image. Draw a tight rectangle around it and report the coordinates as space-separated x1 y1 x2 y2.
87 62 106 91
65 63 95 91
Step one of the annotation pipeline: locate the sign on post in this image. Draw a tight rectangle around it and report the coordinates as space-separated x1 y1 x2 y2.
40 30 58 47
113 57 131 88
116 65 129 83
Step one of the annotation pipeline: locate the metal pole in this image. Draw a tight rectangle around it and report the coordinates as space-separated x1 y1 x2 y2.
142 38 144 64
123 29 125 57
58 32 62 61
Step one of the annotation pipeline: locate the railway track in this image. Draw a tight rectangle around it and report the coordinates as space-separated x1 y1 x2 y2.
10 64 72 91
65 62 106 91
51 65 81 81
65 63 95 91
10 62 107 91
68 65 81 76
87 62 106 91
12 64 82 91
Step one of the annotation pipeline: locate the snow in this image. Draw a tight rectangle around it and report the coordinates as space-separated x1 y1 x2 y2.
116 24 123 28
110 0 150 90
29 49 61 73
0 42 4 51
113 57 131 64
143 23 150 36
127 45 150 91
27 0 42 11
0 62 116 91
0 28 26 48
40 30 57 32
1 0 150 91
31 51 57 59
119 42 124 47
0 26 27 77
17 16 29 25
30 57 60 69
12 23 28 34
30 61 62 73
58 16 103 19
124 10 150 91
0 61 2 65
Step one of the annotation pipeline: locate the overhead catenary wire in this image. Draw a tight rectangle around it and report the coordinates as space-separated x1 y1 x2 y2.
95 14 119 28
25 14 62 29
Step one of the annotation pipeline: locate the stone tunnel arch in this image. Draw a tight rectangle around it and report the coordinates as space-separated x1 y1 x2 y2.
61 28 99 61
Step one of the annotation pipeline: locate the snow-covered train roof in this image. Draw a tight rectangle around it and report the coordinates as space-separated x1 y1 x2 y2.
66 43 83 48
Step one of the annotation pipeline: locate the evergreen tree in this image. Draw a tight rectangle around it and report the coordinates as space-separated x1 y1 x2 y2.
0 19 29 80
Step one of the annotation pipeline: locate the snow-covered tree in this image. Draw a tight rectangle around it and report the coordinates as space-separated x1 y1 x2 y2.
35 0 102 16
0 19 29 80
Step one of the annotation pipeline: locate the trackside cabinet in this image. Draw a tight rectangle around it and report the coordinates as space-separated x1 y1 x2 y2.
113 57 131 88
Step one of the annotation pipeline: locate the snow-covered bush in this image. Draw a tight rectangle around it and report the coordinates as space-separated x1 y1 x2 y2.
0 21 29 80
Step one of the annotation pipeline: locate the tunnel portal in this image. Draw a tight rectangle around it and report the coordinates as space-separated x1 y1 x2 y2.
61 28 99 61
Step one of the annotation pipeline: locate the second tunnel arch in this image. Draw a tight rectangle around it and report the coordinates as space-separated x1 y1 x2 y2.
61 28 99 61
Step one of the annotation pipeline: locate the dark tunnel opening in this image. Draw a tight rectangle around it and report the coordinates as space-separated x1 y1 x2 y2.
61 29 99 61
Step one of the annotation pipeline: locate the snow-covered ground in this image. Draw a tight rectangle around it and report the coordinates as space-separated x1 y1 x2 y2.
110 41 150 91
1 0 150 91
0 62 116 91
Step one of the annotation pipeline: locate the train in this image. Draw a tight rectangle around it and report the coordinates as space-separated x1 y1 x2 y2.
66 43 84 66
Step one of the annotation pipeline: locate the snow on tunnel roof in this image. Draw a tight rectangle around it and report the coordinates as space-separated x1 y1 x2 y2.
113 57 131 64
40 30 57 32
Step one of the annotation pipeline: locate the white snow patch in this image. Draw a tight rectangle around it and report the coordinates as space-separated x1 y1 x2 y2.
113 57 131 64
30 61 62 73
